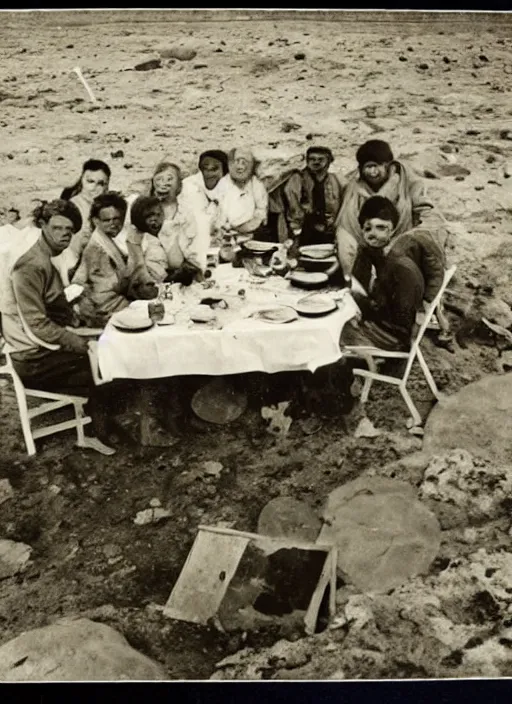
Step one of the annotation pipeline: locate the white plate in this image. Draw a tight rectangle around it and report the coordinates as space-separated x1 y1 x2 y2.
242 240 279 253
255 306 298 324
111 308 153 330
299 244 335 259
290 271 329 288
189 305 216 323
295 294 337 317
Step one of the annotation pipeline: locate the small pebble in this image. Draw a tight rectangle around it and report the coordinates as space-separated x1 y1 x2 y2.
418 63 429 70
475 185 485 191
294 52 306 60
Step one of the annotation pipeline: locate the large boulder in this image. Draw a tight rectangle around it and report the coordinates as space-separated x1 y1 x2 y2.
0 618 166 681
423 373 512 464
318 477 440 593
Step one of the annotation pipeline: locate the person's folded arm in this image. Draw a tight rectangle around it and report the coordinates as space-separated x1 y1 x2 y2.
12 265 87 354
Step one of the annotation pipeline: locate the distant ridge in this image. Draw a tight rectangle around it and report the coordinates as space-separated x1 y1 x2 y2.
2 9 510 28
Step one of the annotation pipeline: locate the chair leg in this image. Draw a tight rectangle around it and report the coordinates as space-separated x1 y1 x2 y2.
416 348 441 400
12 375 37 456
399 383 422 427
360 376 374 404
74 402 86 447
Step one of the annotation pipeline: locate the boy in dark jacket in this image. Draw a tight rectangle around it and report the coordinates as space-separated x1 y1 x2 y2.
342 196 446 351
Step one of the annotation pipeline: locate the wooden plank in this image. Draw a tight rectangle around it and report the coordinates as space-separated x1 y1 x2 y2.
304 548 334 635
163 529 249 625
199 524 334 553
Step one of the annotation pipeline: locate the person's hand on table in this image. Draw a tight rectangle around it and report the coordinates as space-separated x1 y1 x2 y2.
134 282 159 300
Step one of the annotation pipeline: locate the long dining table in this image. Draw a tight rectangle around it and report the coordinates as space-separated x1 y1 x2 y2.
96 265 361 383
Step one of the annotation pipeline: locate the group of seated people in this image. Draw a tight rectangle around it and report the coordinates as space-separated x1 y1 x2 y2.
0 138 453 445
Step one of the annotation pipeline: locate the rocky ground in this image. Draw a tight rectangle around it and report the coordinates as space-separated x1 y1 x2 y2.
0 10 511 681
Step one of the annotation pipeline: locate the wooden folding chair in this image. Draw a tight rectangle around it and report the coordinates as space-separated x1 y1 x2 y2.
342 265 457 427
0 343 114 456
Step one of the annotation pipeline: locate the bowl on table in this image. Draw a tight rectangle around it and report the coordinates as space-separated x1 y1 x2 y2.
298 254 338 273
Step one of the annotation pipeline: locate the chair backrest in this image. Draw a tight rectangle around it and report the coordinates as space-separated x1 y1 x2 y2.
400 264 456 381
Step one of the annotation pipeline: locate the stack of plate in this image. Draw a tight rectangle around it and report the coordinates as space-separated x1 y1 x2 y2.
110 308 153 333
298 244 337 273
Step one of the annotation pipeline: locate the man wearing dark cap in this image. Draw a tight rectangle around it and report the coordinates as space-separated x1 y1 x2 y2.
335 139 441 287
283 146 343 247
341 195 445 351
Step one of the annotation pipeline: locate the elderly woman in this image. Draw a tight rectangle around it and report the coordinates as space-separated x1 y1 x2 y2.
72 192 157 327
181 150 229 245
335 140 437 287
55 159 111 285
115 195 168 284
218 147 269 240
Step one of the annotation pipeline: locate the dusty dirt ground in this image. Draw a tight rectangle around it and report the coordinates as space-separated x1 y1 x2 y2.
0 10 511 680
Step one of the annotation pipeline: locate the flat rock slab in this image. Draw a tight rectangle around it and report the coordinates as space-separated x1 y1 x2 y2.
319 477 440 593
257 497 321 542
423 373 512 463
0 540 32 580
0 618 166 681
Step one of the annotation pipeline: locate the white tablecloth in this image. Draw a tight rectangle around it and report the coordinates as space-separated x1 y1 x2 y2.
97 266 360 381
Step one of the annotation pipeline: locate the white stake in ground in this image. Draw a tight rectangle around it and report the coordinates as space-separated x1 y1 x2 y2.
72 66 98 105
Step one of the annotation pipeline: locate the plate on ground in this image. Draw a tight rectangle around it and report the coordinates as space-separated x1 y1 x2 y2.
290 271 329 290
191 378 248 425
254 306 298 324
257 496 322 542
299 244 335 259
295 294 337 317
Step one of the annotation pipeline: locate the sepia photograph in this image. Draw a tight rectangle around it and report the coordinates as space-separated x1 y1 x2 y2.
0 7 511 684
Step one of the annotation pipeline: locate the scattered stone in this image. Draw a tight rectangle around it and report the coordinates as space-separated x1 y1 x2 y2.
475 185 485 191
281 120 301 133
423 373 512 463
0 478 14 506
443 56 451 64
48 484 62 495
102 543 122 559
257 496 321 541
261 401 292 437
319 477 440 592
133 507 171 526
354 417 382 439
159 47 197 61
294 53 306 60
203 461 224 478
110 149 124 158
149 497 161 508
0 539 32 580
479 54 489 62
418 63 429 70
0 618 166 681
193 64 208 69
134 59 162 72
486 154 496 163
399 56 407 62
419 449 512 520
499 129 512 141
481 298 512 329
504 162 511 178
